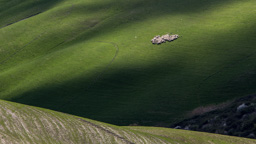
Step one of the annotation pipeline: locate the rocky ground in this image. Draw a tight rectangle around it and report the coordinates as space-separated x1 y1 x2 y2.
172 95 256 139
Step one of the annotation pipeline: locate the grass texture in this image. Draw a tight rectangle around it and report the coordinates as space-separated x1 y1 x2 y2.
0 0 255 126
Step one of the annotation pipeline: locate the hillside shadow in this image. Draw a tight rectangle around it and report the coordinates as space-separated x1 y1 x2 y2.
0 0 62 29
11 60 191 126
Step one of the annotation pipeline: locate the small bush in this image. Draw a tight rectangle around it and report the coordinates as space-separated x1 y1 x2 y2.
240 106 255 115
228 129 235 135
241 122 253 131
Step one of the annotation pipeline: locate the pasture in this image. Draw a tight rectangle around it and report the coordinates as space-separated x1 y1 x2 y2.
0 0 255 126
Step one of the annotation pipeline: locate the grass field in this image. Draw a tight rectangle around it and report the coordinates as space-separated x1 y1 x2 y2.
0 0 256 126
0 99 255 143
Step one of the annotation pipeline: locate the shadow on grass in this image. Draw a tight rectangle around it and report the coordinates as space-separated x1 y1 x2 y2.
11 60 190 126
0 0 62 28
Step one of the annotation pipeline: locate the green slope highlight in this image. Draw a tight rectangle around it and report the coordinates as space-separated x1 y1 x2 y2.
0 100 255 144
0 0 256 126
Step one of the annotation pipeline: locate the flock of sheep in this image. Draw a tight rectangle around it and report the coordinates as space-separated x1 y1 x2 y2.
151 34 179 44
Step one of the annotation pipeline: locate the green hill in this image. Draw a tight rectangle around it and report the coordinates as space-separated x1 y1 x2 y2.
0 0 256 126
0 99 255 144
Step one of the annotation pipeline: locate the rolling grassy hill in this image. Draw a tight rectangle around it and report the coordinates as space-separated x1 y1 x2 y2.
0 99 255 144
0 0 256 127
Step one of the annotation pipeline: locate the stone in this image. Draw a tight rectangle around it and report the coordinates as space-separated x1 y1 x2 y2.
247 133 255 138
237 103 248 112
184 126 190 130
174 126 181 129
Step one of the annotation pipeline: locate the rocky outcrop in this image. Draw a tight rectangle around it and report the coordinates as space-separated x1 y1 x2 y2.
171 95 256 139
151 34 179 44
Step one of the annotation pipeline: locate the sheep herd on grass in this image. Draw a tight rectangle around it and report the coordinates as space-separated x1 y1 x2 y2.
151 34 179 44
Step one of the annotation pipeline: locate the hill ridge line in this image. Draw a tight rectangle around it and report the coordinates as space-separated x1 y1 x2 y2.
78 117 134 144
0 12 42 30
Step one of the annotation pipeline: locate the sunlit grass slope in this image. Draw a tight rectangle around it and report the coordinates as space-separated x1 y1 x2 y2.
0 100 255 144
0 0 256 126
